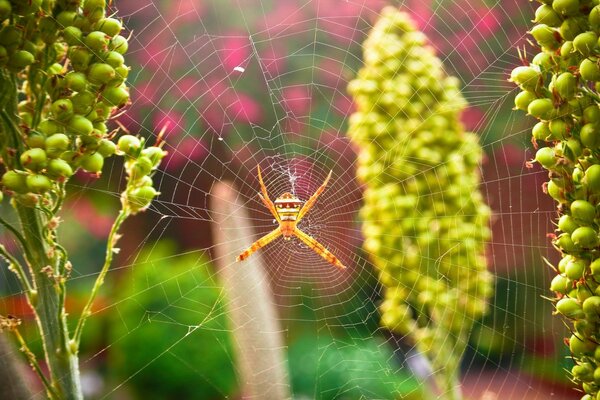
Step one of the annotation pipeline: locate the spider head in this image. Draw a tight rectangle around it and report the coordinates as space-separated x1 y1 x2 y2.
274 192 302 221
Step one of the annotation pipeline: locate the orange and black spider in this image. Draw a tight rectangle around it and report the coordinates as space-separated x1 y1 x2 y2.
236 165 346 270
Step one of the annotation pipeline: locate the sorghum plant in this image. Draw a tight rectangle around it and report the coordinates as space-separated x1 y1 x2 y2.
347 7 493 399
511 1 600 399
0 1 164 399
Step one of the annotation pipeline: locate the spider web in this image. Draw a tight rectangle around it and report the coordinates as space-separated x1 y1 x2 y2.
0 0 578 399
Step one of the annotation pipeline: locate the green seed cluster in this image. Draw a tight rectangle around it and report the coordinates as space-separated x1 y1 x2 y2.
347 6 493 387
117 134 165 214
512 1 600 398
0 0 137 206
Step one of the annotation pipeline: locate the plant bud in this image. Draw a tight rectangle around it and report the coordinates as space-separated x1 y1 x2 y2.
571 200 597 224
117 135 141 156
128 186 158 212
2 171 27 193
26 174 52 193
97 17 122 37
80 152 104 173
47 159 74 179
87 63 116 85
45 134 70 158
20 148 47 171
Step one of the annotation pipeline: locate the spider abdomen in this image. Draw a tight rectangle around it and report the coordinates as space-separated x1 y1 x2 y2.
274 192 302 222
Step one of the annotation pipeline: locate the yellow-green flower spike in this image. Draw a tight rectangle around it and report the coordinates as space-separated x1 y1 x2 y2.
347 7 493 397
512 1 600 398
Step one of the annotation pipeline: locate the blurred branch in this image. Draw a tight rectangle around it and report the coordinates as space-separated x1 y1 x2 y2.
0 334 33 400
210 181 291 400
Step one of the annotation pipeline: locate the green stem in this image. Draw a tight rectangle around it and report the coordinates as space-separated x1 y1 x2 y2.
16 204 82 400
12 327 60 400
0 244 33 294
73 207 129 345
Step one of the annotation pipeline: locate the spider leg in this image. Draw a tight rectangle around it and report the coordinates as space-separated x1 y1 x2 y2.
297 170 332 222
257 165 280 222
236 228 282 262
293 228 346 270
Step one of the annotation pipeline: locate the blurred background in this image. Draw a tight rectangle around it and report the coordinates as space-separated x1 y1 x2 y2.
0 0 580 399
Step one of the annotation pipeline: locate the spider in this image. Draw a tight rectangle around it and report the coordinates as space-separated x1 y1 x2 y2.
236 165 346 270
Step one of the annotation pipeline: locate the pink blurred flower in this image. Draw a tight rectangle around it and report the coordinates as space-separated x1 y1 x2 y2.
153 110 185 138
67 198 113 238
282 86 312 117
219 36 250 71
175 77 205 100
165 0 206 23
473 7 501 39
261 3 307 35
260 44 287 78
333 94 355 116
132 82 160 106
461 106 484 131
230 93 262 124
163 137 209 171
406 0 434 29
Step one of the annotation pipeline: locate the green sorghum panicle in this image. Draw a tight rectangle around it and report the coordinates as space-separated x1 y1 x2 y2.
347 6 493 396
0 0 160 208
512 0 600 398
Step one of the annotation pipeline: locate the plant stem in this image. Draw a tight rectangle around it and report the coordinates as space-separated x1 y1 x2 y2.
16 204 83 400
73 207 129 345
11 325 60 400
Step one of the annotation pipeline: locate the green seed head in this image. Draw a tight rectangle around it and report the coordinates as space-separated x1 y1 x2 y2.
555 71 578 99
117 135 141 156
581 123 600 148
535 4 563 26
84 31 109 52
559 214 580 233
20 148 47 171
581 59 600 81
97 139 116 157
51 99 74 121
63 26 83 46
514 90 537 111
87 63 116 85
571 200 597 224
557 297 585 318
2 171 27 193
528 98 554 119
127 186 158 213
574 31 598 56
104 51 124 68
550 274 571 294
142 147 167 167
45 134 70 158
567 258 588 279
68 47 92 71
584 105 600 124
97 17 122 37
101 86 129 107
570 334 596 356
533 121 552 141
47 159 74 180
8 50 35 70
109 35 128 54
572 226 600 248
68 115 94 136
583 296 600 314
553 0 581 17
130 156 154 181
80 152 104 173
535 146 557 168
586 165 600 192
510 66 541 91
25 174 52 193
531 24 559 48
65 72 87 92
